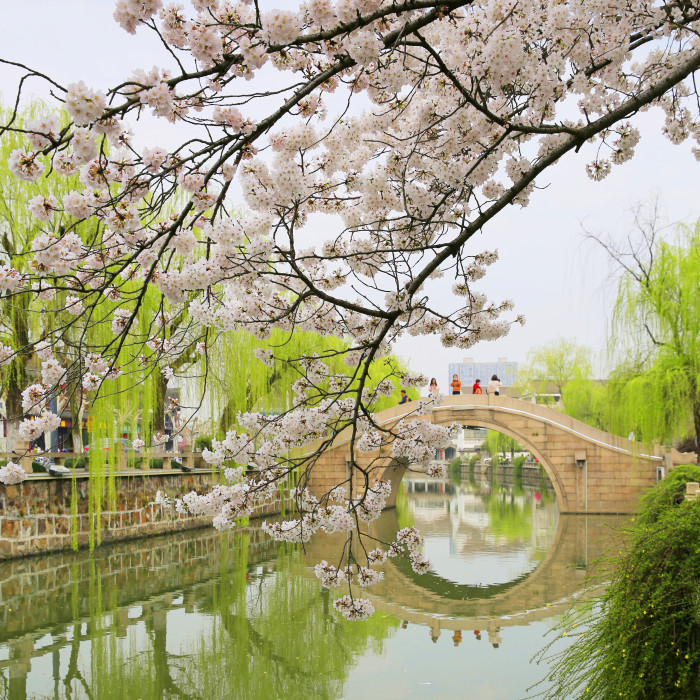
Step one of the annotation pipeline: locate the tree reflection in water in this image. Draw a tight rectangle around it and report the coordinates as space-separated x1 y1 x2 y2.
0 531 396 700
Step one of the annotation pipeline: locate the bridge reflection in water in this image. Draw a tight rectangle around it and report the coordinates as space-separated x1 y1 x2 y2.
0 475 626 698
308 474 626 644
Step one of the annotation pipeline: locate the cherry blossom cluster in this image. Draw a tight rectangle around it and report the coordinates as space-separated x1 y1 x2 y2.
314 561 384 588
388 526 431 574
426 463 447 478
392 419 459 466
0 462 26 485
18 410 61 442
332 595 375 621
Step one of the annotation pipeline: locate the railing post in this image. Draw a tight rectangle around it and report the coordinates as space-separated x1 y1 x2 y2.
182 443 194 470
12 440 33 473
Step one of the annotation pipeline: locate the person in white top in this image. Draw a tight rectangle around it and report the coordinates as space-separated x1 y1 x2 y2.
429 378 440 395
486 374 502 396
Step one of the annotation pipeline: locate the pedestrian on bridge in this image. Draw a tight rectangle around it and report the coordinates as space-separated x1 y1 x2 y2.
450 374 462 395
487 375 501 396
429 378 440 395
472 379 482 394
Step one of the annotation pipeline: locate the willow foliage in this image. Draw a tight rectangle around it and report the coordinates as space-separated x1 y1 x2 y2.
561 378 611 432
198 328 411 438
0 102 79 448
606 220 700 447
484 429 523 458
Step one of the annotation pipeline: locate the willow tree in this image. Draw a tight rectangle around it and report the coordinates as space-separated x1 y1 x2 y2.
483 430 523 460
0 103 87 451
210 329 410 437
518 338 593 406
560 378 610 432
3 0 700 618
594 214 700 449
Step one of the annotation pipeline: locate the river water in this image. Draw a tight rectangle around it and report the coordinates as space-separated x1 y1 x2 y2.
0 472 625 699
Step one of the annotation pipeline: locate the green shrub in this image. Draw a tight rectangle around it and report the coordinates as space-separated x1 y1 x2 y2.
149 458 164 469
543 499 700 699
195 436 213 452
127 458 143 469
637 464 700 526
64 457 86 470
31 459 47 473
448 456 462 485
544 469 700 698
468 454 479 471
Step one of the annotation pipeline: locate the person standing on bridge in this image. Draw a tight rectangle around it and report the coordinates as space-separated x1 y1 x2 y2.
429 378 440 395
472 379 482 394
450 374 462 395
399 389 411 404
487 375 502 396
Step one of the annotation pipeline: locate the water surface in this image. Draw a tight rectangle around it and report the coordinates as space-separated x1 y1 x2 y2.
0 473 625 699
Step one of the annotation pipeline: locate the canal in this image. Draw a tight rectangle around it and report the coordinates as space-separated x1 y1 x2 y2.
0 472 626 699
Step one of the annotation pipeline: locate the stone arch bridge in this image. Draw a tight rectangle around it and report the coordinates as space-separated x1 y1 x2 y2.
309 394 688 514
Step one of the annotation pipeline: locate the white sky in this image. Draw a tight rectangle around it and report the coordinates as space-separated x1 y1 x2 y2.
2 0 699 382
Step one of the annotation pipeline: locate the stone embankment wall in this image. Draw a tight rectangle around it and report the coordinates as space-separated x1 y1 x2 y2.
461 462 551 489
0 471 283 560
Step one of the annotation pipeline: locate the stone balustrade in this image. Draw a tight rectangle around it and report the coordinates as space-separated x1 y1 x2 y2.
7 444 201 473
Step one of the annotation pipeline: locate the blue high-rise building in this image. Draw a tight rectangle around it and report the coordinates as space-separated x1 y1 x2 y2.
448 357 518 390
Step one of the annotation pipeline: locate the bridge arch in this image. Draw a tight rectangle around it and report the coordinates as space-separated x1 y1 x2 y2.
428 411 565 508
309 394 678 514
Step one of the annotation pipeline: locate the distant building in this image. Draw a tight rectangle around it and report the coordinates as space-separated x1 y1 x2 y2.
448 357 518 389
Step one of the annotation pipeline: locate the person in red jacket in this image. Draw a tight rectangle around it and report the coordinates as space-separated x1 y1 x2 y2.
472 379 482 394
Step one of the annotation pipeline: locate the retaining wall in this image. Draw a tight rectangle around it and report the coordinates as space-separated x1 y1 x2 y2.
0 470 282 560
460 462 553 489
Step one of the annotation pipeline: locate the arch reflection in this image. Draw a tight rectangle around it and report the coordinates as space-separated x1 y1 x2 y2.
363 474 625 627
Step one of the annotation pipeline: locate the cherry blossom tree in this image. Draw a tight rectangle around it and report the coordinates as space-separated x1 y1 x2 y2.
2 0 700 618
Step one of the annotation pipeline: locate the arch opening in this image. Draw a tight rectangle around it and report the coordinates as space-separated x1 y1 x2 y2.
384 425 559 595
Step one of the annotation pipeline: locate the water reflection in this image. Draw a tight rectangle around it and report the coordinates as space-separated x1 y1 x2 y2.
0 531 395 699
0 474 626 699
399 475 558 587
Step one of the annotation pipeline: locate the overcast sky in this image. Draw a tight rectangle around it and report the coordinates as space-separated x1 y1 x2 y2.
2 0 699 383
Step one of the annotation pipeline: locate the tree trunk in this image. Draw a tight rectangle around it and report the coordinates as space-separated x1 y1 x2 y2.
218 373 259 436
693 394 700 464
4 297 30 453
71 402 84 453
152 373 167 435
5 419 19 455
